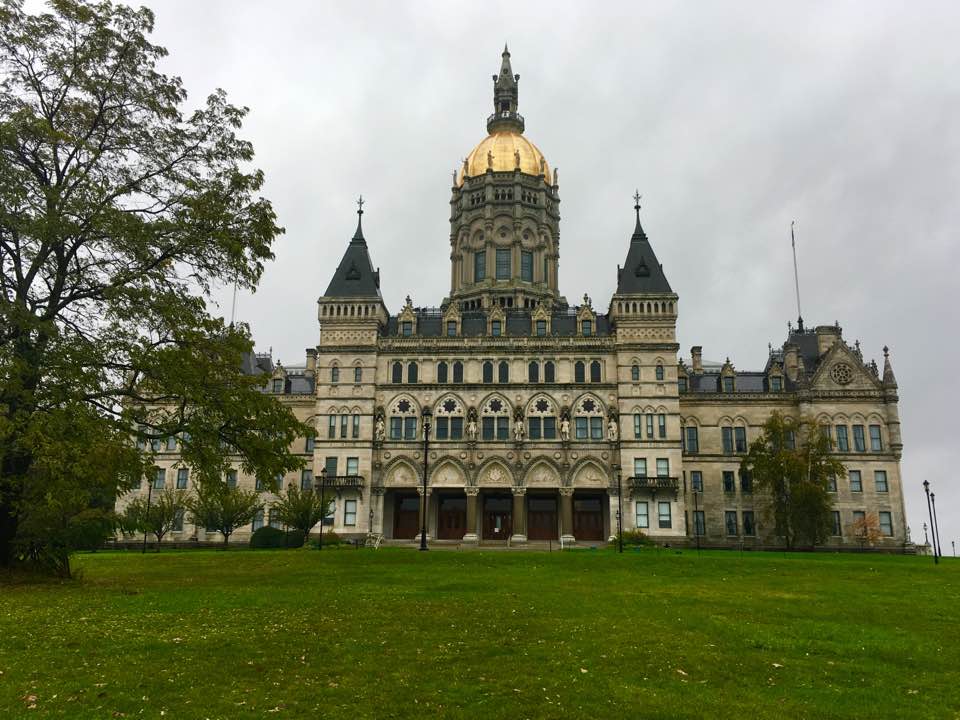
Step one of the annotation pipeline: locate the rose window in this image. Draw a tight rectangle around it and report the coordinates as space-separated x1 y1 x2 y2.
830 363 853 386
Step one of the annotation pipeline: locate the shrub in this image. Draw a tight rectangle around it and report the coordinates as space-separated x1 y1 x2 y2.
310 530 343 549
619 529 653 547
249 526 305 549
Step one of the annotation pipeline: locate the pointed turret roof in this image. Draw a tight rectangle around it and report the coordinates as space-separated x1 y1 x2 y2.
323 198 382 298
882 346 897 388
616 193 672 294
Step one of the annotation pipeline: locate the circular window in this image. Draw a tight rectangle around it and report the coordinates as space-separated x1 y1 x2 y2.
830 363 853 386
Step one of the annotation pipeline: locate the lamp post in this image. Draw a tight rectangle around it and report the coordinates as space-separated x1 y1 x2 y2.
141 476 154 554
317 467 328 550
615 466 623 554
694 483 701 555
922 522 928 546
420 407 432 551
931 491 943 558
923 480 937 565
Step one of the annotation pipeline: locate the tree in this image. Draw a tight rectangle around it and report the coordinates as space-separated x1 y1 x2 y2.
271 482 335 539
740 412 846 550
185 481 262 548
852 513 882 552
121 487 188 545
0 0 309 569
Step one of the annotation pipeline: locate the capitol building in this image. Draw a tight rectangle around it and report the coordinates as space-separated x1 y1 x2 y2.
128 48 907 549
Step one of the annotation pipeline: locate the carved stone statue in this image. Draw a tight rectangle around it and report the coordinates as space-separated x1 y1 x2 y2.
514 418 525 441
467 418 478 441
559 416 571 442
374 416 385 442
607 417 618 442
514 149 521 169
462 157 469 177
553 167 559 185
487 150 494 170
539 157 546 175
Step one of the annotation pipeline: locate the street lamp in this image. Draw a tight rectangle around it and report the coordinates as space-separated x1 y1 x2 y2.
420 407 432 552
615 466 623 554
693 482 701 555
923 480 937 565
317 467 328 550
142 475 154 554
931 491 943 559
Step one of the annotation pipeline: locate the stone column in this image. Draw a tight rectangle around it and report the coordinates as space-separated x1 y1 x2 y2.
416 486 431 542
464 487 479 543
511 487 527 543
369 487 385 536
560 487 575 544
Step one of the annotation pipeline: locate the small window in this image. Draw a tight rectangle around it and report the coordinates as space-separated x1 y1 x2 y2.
853 425 866 452
574 361 585 383
344 499 357 526
403 417 417 440
581 320 592 336
574 417 588 440
176 468 189 489
354 366 362 384
874 470 888 493
684 427 699 453
655 364 664 381
590 417 603 440
743 511 756 537
536 320 547 337
722 426 734 454
836 425 850 452
869 425 883 451
331 366 339 384
225 469 237 489
590 361 601 383
272 378 284 393
407 361 418 384
770 376 782 392
693 510 706 536
392 362 403 384
635 501 649 529
544 361 555 382
346 457 359 476
447 321 457 337
827 475 837 492
678 377 688 393
389 417 402 440
631 364 639 382
300 469 313 491
740 470 752 493
633 458 647 478
475 251 486 281
173 509 185 532
498 361 509 383
722 471 735 493
722 376 734 393
453 361 464 383
832 511 842 536
725 511 738 536
849 470 863 492
437 361 448 383
165 436 177 451
496 248 511 279
401 321 412 337
435 417 449 440
658 502 672 529
491 320 502 337
691 471 703 492
482 361 493 383
878 511 893 537
528 362 539 383
656 458 669 478
521 251 533 281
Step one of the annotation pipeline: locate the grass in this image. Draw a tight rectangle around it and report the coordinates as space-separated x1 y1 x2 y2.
0 548 958 719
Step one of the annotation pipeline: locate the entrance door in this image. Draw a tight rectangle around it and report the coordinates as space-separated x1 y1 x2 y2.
573 495 604 541
527 496 559 540
393 493 420 539
437 495 467 539
482 495 512 541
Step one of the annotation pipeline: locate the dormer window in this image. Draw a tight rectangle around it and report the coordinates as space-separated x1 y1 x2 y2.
722 376 735 393
272 378 283 393
446 321 457 337
581 320 593 336
678 377 688 393
491 320 502 337
536 320 546 336
770 376 782 392
401 321 412 337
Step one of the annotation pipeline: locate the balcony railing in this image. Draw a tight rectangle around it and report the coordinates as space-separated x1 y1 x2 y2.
628 476 680 490
316 475 365 491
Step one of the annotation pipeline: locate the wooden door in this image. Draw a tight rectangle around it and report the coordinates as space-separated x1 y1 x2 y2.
437 495 466 539
527 496 558 540
393 494 420 539
482 495 512 540
573 495 604 541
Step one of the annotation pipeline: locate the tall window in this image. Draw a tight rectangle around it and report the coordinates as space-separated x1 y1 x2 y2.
658 502 672 529
725 511 738 536
401 321 412 337
165 436 177 451
743 511 756 536
354 366 362 384
722 426 734 454
176 468 189 489
658 414 667 439
498 361 509 383
453 361 464 383
590 361 601 383
272 378 284 393
722 471 735 493
655 364 664 381
734 427 747 453
574 361 585 383
496 248 511 279
152 467 166 490
528 362 539 383
392 362 402 384
482 361 493 383
852 425 866 452
225 469 237 489
581 320 593 336
684 426 699 453
574 396 604 440
691 471 703 492
544 361 555 382
407 362 418 384
836 425 849 452
328 415 336 439
832 511 842 536
678 377 688 393
344 499 357 526
474 250 486 281
874 470 888 492
435 397 464 440
324 456 338 479
521 251 533 281
352 414 360 439
536 320 547 337
635 501 649 529
633 414 641 439
722 376 734 392
631 364 640 381
331 366 339 384
446 321 457 337
437 361 448 383
869 425 883 451
646 414 654 439
346 457 359 476
527 397 556 440
740 470 753 493
693 510 706 536
300 469 313 491
481 397 510 440
878 511 893 537
491 320 502 336
656 458 669 478
770 376 782 392
633 458 647 478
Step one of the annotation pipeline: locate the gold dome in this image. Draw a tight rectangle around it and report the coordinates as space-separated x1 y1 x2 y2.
458 131 549 186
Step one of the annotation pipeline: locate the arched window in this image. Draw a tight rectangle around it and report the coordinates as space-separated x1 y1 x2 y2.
498 361 509 383
574 361 585 383
528 361 539 383
331 366 339 384
574 396 605 441
407 362 418 384
481 396 510 440
437 361 448 384
453 361 464 383
391 361 402 384
389 397 418 440
590 361 601 383
631 364 640 382
434 396 465 440
544 361 555 383
526 396 557 440
655 363 664 381
354 366 362 384
482 361 494 383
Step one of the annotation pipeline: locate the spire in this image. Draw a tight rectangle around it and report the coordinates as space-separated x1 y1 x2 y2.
488 45 524 134
323 198 381 298
882 345 898 388
616 193 671 294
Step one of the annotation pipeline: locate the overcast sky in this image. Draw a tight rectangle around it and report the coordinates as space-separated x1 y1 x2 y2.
136 1 959 549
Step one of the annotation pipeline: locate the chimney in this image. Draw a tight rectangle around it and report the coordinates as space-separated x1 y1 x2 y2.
814 324 841 357
691 346 703 374
783 343 799 382
305 347 317 375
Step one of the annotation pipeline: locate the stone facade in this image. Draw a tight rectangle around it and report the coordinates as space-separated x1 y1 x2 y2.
117 48 907 550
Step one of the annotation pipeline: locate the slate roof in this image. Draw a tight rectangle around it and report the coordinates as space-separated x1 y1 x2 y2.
323 214 382 298
385 309 612 337
616 209 673 294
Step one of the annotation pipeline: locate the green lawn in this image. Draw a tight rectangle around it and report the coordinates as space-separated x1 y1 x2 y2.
1 548 957 719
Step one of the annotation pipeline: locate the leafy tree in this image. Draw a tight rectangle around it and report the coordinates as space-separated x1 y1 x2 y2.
122 487 188 545
852 513 882 552
270 482 335 539
740 412 845 549
185 481 262 548
0 0 308 568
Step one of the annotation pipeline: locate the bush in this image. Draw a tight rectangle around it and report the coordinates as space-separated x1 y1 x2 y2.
310 530 343 549
249 526 305 549
619 529 653 548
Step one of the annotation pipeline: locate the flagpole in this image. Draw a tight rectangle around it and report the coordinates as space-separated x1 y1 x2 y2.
791 221 803 331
